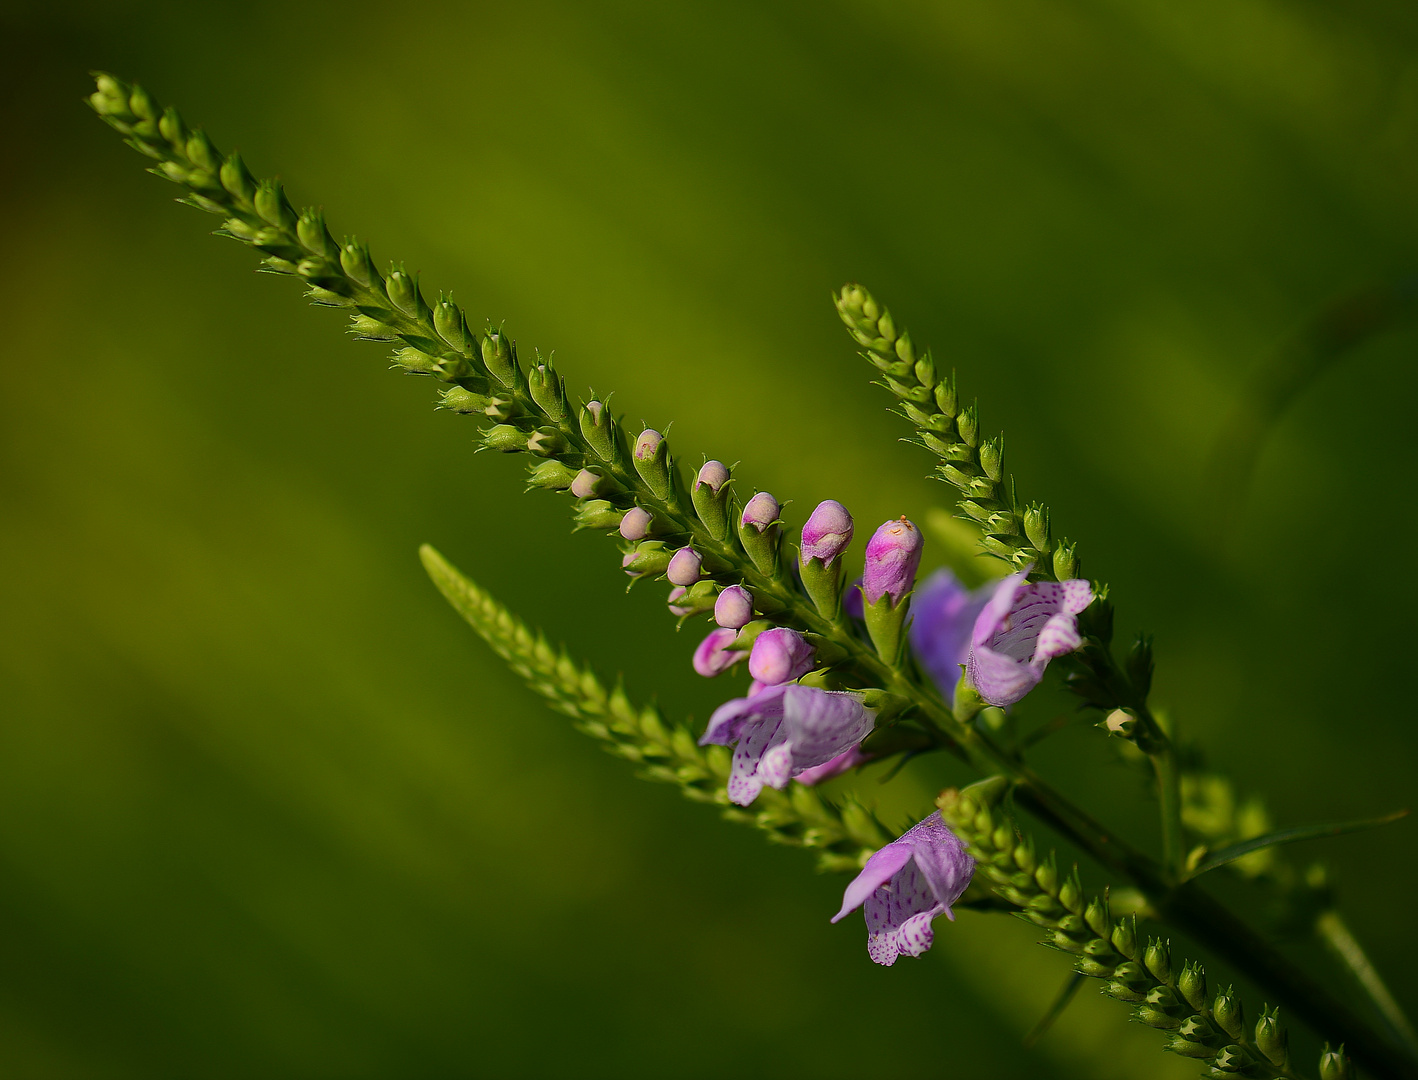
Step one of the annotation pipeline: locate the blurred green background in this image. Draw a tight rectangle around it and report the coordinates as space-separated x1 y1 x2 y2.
2 1 1416 1076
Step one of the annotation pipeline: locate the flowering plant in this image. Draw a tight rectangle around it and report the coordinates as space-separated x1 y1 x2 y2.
86 72 1416 1080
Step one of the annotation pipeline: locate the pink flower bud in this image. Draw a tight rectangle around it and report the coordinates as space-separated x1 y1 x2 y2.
801 500 854 565
863 517 924 606
714 585 754 629
570 469 600 499
740 491 780 532
696 459 730 493
634 428 663 461
667 546 703 587
748 627 816 685
694 627 746 677
668 586 693 617
619 506 653 541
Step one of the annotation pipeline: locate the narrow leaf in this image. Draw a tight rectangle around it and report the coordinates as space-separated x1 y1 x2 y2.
1186 810 1409 879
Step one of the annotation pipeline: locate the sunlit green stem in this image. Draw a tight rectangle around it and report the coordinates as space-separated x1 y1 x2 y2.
1316 909 1418 1064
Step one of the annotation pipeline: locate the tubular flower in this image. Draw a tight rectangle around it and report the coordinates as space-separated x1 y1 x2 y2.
908 568 993 701
693 627 746 677
832 811 974 966
793 745 870 786
748 627 816 685
966 571 1094 707
699 684 875 806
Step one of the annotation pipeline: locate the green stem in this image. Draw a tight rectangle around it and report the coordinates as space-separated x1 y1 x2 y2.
1316 909 1418 1064
1152 745 1185 882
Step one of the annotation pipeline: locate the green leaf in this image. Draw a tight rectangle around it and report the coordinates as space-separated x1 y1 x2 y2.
1185 810 1410 880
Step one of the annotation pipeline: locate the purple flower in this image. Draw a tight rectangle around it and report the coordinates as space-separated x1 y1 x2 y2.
741 491 780 532
700 684 876 806
667 546 703 586
966 571 1094 707
693 627 746 677
832 811 975 966
714 585 754 629
801 500 854 565
863 517 924 606
793 745 870 786
748 627 815 685
908 569 993 701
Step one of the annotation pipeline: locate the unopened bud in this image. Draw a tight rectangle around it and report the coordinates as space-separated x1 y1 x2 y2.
693 627 746 677
1058 868 1084 915
579 400 617 462
667 546 703 587
1111 915 1138 960
385 267 421 317
748 628 815 685
979 437 1004 482
1104 709 1136 737
692 460 732 539
1212 1045 1254 1072
622 541 670 578
254 179 297 231
1179 962 1207 1012
633 429 671 499
619 506 653 541
1319 1044 1352 1080
526 427 566 457
714 585 754 629
1052 541 1078 582
1213 986 1244 1040
527 362 568 421
570 469 606 499
482 424 525 453
801 500 854 565
862 517 923 607
1256 1008 1288 1067
525 460 577 491
1144 938 1172 984
738 491 781 575
481 330 516 387
572 500 622 532
956 404 979 448
670 580 718 618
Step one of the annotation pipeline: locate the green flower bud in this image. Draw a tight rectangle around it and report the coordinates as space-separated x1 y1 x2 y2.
572 499 623 532
1111 961 1149 992
1178 1015 1218 1045
1165 1036 1213 1059
1034 851 1058 896
1104 978 1145 1003
1135 1006 1180 1031
1179 961 1208 1012
526 460 577 491
623 540 671 577
439 386 490 414
911 345 935 388
1212 1044 1254 1072
632 429 671 500
979 436 1004 483
1052 541 1079 582
434 297 472 353
1255 1008 1288 1067
691 461 732 541
482 424 525 452
295 208 336 258
254 179 298 232
219 152 258 203
527 363 568 421
393 346 440 376
1084 894 1110 937
185 128 221 173
340 240 376 287
1058 867 1084 915
956 403 979 448
481 329 517 387
1213 986 1244 1041
1145 985 1183 1016
1012 835 1036 875
89 74 133 119
526 427 566 457
935 375 959 419
386 267 422 318
128 82 158 121
158 105 188 150
1318 1044 1352 1080
1145 938 1172 983
579 400 617 463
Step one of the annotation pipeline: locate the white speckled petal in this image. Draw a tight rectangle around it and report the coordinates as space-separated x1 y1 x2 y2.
778 686 875 774
833 842 913 923
863 858 946 966
757 740 795 790
1034 611 1083 661
726 712 784 806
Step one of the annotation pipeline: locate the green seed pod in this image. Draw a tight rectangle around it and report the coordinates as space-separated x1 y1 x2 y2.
896 330 918 365
1179 962 1208 1012
482 424 525 453
1022 504 1050 551
386 267 421 318
1213 986 1244 1041
1058 867 1084 915
526 460 578 491
1104 978 1145 1003
876 309 897 343
219 152 258 203
1053 541 1079 582
1111 961 1148 993
482 330 518 387
392 346 439 376
1026 892 1062 917
1146 985 1183 1016
1255 1008 1288 1067
956 404 979 448
572 499 623 532
1318 1044 1352 1080
340 240 376 287
1144 938 1172 984
527 363 569 422
1111 915 1138 960
912 347 935 389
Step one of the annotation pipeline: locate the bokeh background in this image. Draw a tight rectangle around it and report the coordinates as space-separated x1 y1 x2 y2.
2 1 1416 1076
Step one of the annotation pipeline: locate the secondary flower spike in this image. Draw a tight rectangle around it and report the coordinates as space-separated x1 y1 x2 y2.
966 571 1094 707
832 811 975 966
748 627 815 685
699 684 875 806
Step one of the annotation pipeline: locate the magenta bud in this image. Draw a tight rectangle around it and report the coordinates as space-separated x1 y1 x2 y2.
863 517 924 606
619 506 653 541
802 500 854 565
714 585 754 629
748 627 816 685
696 460 730 493
668 587 693 617
667 546 703 587
634 428 663 461
741 491 780 532
694 627 746 677
570 469 600 499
